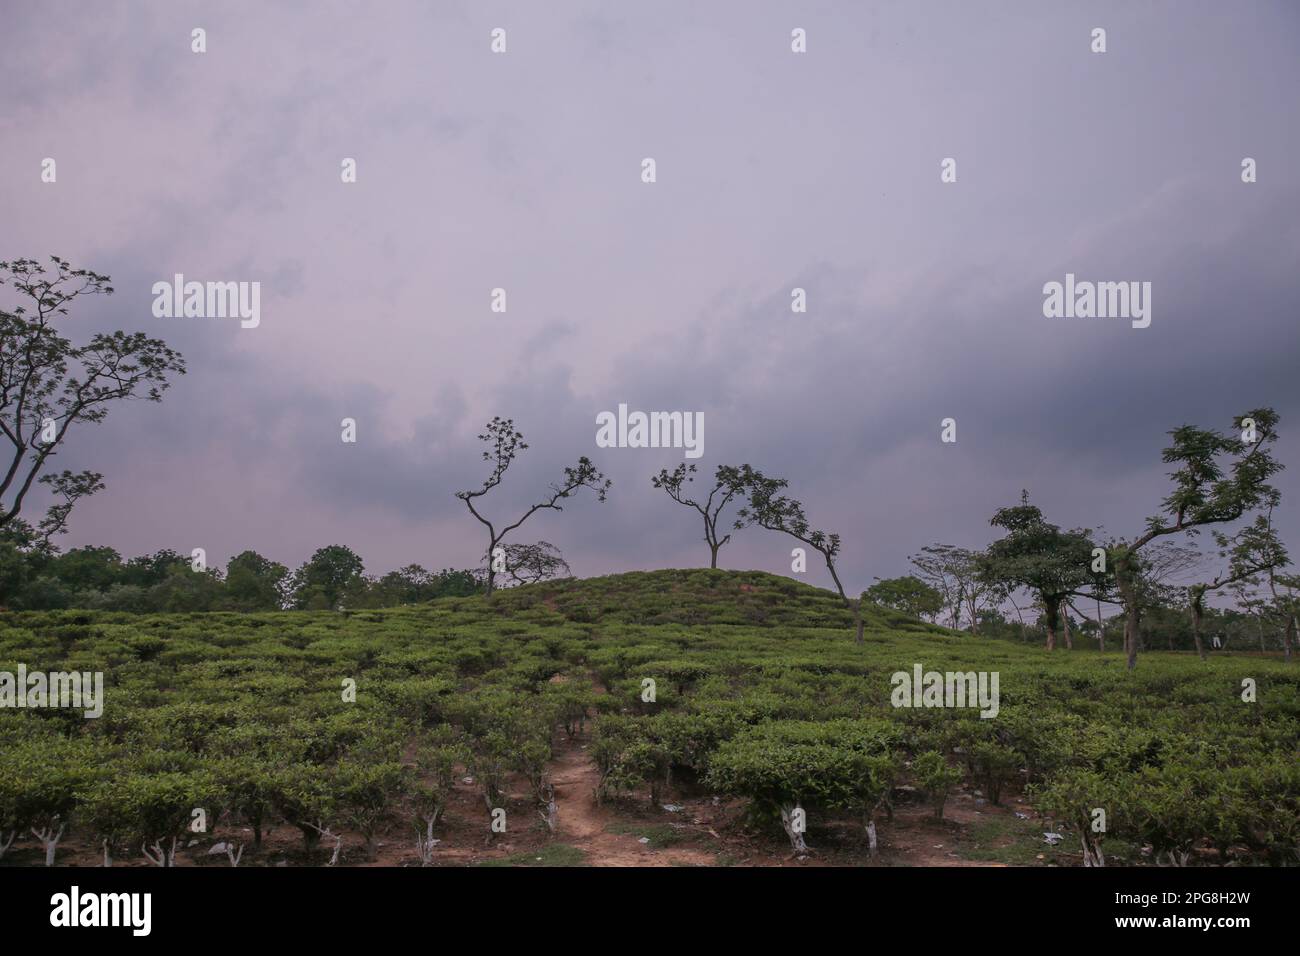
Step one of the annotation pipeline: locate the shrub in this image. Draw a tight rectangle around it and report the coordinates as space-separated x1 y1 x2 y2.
912 750 963 820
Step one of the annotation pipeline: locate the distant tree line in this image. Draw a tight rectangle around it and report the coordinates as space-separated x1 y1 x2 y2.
864 483 1297 661
654 408 1294 668
0 526 491 612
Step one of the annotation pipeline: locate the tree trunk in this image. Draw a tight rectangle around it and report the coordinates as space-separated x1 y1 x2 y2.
853 599 865 645
1286 614 1296 663
709 543 719 570
1062 610 1073 650
1043 597 1060 651
1191 601 1206 661
1116 560 1140 670
780 804 808 853
1081 831 1105 868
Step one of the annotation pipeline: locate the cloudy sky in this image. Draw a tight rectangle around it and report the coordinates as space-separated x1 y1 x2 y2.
2 0 1298 594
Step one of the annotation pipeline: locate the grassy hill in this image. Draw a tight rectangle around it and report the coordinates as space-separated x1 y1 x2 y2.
0 569 1296 867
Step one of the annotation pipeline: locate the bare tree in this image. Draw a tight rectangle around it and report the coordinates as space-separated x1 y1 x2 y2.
1 257 186 537
911 544 993 632
651 463 747 568
455 417 610 596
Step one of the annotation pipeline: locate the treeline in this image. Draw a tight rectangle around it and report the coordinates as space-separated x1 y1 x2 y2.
651 410 1296 667
861 492 1298 658
0 524 483 612
871 565 1286 654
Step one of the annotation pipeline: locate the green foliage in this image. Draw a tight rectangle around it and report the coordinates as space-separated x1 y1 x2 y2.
864 576 944 621
0 568 1296 867
706 720 900 826
912 750 963 819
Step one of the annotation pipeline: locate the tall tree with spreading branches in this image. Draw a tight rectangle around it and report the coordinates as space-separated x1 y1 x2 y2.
1 257 186 538
651 463 748 568
455 417 609 596
1110 408 1282 669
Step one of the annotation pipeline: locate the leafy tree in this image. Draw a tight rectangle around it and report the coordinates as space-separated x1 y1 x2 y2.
289 545 365 610
863 575 943 621
146 564 226 613
1110 408 1282 669
122 549 189 589
984 492 1095 650
0 257 185 536
225 550 289 610
49 545 123 593
373 564 434 605
455 417 610 596
651 463 748 568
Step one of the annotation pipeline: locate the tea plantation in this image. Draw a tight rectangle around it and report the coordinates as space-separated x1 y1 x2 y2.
1 569 1296 867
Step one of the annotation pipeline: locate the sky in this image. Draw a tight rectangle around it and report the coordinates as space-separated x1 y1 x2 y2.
2 0 1298 596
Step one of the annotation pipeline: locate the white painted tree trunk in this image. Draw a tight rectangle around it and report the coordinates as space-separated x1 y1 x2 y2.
780 804 808 853
32 823 64 866
1081 833 1105 867
142 836 177 867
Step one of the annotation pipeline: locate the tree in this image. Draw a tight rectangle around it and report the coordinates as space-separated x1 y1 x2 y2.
496 541 571 586
49 546 124 593
910 544 993 632
1187 512 1288 660
1268 573 1299 663
735 467 869 643
863 576 943 621
0 257 186 537
225 550 289 610
1111 409 1283 669
984 492 1095 650
651 464 748 568
455 417 610 597
0 518 54 606
289 545 365 610
146 564 226 613
122 549 189 589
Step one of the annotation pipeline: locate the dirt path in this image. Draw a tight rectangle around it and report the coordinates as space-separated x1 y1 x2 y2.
547 735 716 866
